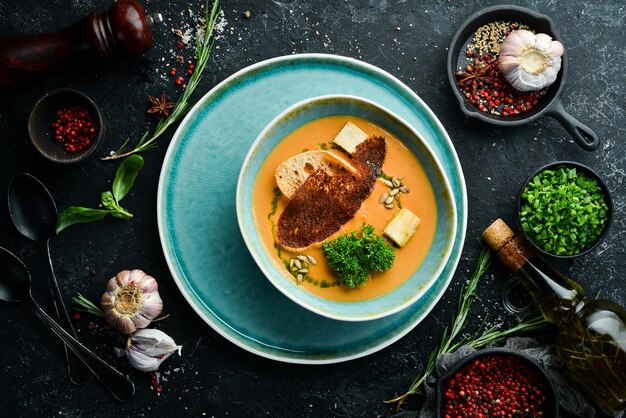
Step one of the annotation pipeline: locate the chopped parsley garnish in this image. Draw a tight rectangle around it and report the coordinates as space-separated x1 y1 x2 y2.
322 223 395 288
519 166 609 256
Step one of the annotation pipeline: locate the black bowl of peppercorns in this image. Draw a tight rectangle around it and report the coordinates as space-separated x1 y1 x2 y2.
436 348 558 418
28 88 104 164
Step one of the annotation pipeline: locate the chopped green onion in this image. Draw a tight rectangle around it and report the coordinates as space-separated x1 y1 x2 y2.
519 165 609 255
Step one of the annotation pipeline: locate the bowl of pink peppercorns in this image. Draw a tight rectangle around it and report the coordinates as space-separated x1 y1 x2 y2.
436 348 558 418
28 88 104 164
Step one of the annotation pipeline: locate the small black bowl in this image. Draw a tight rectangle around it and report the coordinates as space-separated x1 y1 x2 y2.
436 348 559 418
28 88 104 164
447 5 599 151
516 161 613 259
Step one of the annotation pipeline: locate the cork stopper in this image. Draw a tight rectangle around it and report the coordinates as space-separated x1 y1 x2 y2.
482 218 533 272
482 218 516 252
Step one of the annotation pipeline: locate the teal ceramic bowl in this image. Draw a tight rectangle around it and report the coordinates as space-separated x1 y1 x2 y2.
237 95 457 321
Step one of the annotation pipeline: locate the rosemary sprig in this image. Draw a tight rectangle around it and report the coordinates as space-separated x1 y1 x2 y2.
387 246 550 408
386 246 491 406
71 293 104 318
102 0 221 160
466 312 548 350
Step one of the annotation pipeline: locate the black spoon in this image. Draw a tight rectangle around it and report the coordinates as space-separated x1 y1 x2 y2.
7 173 91 384
0 246 135 401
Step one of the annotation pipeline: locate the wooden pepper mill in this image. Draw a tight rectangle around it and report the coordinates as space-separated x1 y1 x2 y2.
0 0 162 93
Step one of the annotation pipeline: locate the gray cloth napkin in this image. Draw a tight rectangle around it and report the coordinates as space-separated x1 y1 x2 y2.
392 337 622 418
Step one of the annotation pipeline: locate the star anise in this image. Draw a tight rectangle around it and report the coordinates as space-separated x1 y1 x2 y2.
147 94 176 118
456 61 495 86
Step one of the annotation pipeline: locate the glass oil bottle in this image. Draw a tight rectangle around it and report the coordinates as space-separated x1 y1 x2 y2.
483 219 626 414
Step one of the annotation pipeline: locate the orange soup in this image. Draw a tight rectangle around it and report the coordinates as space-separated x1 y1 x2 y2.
252 115 437 301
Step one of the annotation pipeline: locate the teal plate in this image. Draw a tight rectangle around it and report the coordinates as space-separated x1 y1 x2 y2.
157 54 468 364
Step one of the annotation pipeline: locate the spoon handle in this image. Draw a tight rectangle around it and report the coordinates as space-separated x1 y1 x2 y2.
29 297 136 402
46 240 92 385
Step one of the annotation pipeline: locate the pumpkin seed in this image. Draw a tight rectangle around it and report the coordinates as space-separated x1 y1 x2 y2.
294 259 302 269
297 274 304 283
384 203 394 209
297 255 308 262
400 185 410 194
307 255 317 265
385 196 394 205
392 177 401 188
289 258 295 268
299 269 309 274
379 193 388 204
390 188 400 196
382 178 394 188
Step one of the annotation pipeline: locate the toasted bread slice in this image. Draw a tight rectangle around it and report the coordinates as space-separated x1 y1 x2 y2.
275 150 356 199
277 136 386 250
332 121 368 154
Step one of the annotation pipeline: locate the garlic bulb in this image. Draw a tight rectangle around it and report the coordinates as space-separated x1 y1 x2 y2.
101 269 163 334
115 328 182 372
498 29 564 92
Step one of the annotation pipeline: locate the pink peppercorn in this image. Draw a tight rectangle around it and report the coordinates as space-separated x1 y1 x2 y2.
50 106 97 154
443 354 549 418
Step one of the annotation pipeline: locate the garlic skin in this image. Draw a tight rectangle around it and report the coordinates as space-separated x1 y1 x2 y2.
101 269 163 334
498 29 564 92
115 329 182 372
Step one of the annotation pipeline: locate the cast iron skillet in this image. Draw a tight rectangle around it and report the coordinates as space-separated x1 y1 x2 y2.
447 5 599 151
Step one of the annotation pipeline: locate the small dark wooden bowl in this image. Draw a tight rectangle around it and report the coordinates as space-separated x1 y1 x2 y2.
516 161 613 259
436 348 559 418
28 88 104 164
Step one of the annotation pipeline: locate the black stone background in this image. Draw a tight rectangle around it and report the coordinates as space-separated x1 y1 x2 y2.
0 0 624 416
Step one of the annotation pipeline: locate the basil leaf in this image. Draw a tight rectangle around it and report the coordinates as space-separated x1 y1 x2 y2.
110 209 133 219
112 155 144 202
101 191 117 210
56 207 110 234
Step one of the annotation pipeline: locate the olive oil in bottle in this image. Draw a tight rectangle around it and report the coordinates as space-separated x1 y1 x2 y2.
483 219 626 414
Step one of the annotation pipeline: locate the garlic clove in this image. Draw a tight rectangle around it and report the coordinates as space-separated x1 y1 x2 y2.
131 328 182 357
139 276 159 294
141 294 163 318
113 270 130 289
118 329 182 372
518 69 545 91
548 39 564 57
497 55 521 73
534 33 553 51
126 345 169 372
516 29 537 48
499 32 522 53
498 30 564 92
505 66 544 92
114 314 137 335
131 313 153 330
101 269 164 334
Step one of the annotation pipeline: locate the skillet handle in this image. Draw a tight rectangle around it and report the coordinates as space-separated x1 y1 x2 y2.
546 101 599 151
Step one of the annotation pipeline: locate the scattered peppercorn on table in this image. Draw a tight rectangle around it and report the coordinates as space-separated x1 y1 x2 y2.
0 1 624 417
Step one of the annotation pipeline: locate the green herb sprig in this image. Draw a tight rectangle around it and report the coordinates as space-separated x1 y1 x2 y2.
387 245 550 408
72 293 171 321
56 155 144 234
72 293 104 317
323 223 395 288
102 0 221 160
520 166 609 255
